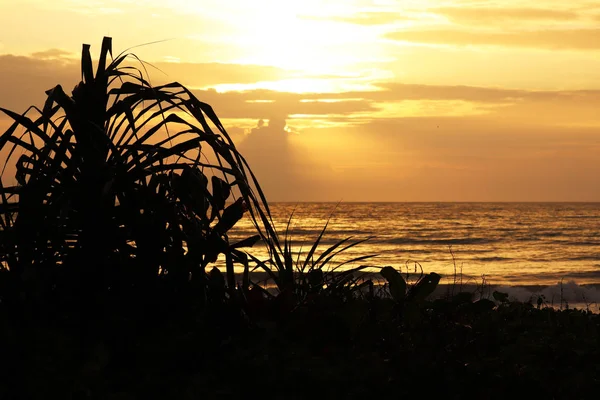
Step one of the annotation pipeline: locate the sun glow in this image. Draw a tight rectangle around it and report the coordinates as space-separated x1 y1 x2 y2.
227 18 375 72
172 1 388 74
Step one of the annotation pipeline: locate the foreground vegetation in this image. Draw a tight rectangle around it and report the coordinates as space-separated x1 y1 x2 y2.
0 38 599 398
1 282 598 399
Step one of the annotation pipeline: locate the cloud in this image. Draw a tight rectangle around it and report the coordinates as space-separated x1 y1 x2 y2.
29 48 74 60
0 51 293 112
303 12 415 26
387 28 600 50
236 117 333 201
2 47 600 201
211 83 600 106
228 108 600 201
369 83 600 106
191 84 600 129
189 88 377 120
0 54 79 112
431 7 580 23
368 83 529 103
2 50 598 129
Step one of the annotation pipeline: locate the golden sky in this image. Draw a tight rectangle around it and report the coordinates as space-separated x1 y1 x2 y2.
1 0 600 201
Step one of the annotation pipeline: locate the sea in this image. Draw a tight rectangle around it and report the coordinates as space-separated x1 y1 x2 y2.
227 202 600 310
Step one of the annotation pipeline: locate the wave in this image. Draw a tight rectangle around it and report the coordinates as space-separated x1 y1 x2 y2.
567 255 600 261
475 256 513 262
384 237 497 245
514 237 541 241
493 280 600 306
537 231 563 237
558 241 600 247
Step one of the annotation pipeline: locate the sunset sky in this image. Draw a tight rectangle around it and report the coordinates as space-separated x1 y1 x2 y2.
1 0 600 201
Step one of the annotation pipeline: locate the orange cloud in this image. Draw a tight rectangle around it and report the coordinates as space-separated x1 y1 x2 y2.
189 89 376 119
3 50 598 127
431 7 580 23
0 52 293 112
0 54 78 112
30 48 75 60
387 28 600 50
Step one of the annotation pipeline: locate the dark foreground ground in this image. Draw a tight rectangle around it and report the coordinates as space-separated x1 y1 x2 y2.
1 287 599 400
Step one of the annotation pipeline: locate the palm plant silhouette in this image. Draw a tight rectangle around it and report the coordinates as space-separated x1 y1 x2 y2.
0 37 266 308
0 37 375 319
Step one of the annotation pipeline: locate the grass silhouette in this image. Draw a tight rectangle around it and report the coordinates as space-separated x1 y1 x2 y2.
0 38 599 399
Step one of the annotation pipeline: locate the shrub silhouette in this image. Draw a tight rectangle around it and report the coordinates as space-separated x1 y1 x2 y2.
0 37 265 313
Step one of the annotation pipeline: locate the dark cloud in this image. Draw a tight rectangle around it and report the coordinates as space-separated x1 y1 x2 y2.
0 54 79 112
0 51 272 113
386 28 600 50
0 51 299 113
237 117 330 201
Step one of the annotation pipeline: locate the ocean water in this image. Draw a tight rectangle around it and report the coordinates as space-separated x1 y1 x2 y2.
227 202 600 307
